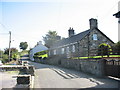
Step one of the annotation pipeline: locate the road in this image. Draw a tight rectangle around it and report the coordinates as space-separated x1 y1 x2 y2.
29 61 119 89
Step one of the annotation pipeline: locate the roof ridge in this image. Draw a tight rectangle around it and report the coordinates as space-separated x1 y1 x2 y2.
51 29 91 48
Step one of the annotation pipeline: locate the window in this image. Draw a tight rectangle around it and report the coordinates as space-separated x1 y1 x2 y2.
92 43 96 46
53 50 56 55
66 47 69 54
49 51 50 56
72 45 75 52
61 48 65 54
93 34 97 40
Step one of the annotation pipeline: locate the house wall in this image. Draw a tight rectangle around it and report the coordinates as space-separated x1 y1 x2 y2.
79 29 114 57
88 29 114 56
79 35 89 57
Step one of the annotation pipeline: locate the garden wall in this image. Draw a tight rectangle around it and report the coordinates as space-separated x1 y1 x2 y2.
46 56 106 77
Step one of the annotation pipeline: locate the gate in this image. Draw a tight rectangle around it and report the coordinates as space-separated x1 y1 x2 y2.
105 59 120 78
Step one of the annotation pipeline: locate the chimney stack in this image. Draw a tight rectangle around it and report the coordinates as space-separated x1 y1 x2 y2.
37 41 42 45
55 35 61 41
68 27 74 37
89 18 98 29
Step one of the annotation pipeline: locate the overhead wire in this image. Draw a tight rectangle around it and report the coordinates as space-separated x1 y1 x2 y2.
0 22 11 32
98 1 118 24
0 33 9 35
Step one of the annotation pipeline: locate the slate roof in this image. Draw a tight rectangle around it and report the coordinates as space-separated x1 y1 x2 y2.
50 27 114 49
51 29 91 49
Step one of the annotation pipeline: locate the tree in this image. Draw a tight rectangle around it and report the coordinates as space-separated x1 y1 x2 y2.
4 48 19 61
19 42 28 50
43 30 59 48
115 41 120 54
0 50 3 58
4 48 18 55
112 41 120 55
0 50 8 63
2 54 8 63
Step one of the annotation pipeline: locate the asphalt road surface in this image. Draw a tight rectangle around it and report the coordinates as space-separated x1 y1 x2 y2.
29 61 119 89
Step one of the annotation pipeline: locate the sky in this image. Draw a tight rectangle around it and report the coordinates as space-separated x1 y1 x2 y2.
0 0 119 51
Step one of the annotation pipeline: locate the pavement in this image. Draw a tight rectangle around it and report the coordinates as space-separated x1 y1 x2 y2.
29 61 120 89
0 54 29 89
0 71 19 89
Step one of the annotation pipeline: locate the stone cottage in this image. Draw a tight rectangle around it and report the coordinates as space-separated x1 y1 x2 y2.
48 18 114 58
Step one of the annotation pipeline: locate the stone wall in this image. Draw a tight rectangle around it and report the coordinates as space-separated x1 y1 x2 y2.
1 65 35 76
47 57 105 77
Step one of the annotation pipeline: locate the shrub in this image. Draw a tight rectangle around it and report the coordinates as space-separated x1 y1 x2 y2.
113 41 120 55
98 43 111 57
2 54 9 63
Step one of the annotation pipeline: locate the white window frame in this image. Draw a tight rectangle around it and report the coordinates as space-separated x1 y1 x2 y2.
72 45 75 52
93 34 97 40
49 51 51 56
61 48 65 54
53 50 56 55
66 46 69 54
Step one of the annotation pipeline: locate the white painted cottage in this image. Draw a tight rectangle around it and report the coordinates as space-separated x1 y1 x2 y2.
29 41 48 61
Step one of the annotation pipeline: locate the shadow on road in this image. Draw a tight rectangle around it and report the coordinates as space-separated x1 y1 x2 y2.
50 67 119 89
28 61 119 89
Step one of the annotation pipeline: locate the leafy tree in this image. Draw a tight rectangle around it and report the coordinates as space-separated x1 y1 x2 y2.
2 54 8 63
19 42 28 50
4 48 19 60
98 43 111 57
12 53 19 60
4 48 18 55
0 50 3 58
43 30 59 48
0 50 7 63
112 41 120 55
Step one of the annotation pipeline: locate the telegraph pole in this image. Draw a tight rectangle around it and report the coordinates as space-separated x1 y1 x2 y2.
8 31 11 62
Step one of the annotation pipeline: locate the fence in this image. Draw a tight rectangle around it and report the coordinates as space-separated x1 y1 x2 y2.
105 59 120 78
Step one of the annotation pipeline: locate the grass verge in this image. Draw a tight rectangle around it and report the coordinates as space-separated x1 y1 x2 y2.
72 55 120 59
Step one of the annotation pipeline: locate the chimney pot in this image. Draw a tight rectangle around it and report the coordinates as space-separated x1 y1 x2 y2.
68 27 74 37
89 18 98 29
56 36 61 41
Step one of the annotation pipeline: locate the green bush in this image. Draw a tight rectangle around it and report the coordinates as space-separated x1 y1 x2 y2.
98 43 112 57
34 50 48 59
112 41 120 55
12 53 17 60
2 54 9 63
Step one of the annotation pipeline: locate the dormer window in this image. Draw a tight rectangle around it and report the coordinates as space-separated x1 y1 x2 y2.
93 34 97 40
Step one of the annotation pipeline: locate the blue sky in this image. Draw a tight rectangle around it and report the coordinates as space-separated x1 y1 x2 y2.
0 0 119 51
